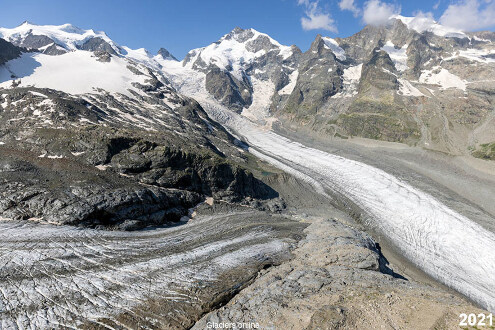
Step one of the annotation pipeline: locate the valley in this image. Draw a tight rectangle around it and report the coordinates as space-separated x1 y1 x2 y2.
0 15 494 329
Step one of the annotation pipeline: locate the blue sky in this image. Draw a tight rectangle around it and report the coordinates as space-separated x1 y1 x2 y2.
1 0 494 59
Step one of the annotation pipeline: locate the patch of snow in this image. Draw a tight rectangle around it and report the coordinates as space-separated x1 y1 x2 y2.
472 36 491 43
322 37 346 61
382 68 397 77
398 79 425 97
448 49 495 64
79 117 97 124
95 164 111 171
29 91 48 98
278 70 298 95
332 64 362 98
381 41 408 72
71 151 85 156
419 66 467 91
343 63 362 81
38 154 63 159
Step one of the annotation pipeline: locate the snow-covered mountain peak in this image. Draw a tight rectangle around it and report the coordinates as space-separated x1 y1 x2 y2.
222 27 285 47
0 21 121 54
390 15 467 39
182 27 296 80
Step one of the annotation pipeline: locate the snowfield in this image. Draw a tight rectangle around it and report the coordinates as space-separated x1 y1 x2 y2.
419 66 467 91
0 51 148 96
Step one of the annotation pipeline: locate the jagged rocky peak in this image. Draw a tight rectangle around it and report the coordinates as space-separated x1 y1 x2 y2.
307 34 347 62
359 49 399 94
333 20 415 65
157 47 177 61
223 26 256 43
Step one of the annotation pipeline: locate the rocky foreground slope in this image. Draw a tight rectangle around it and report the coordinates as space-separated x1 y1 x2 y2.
194 218 486 330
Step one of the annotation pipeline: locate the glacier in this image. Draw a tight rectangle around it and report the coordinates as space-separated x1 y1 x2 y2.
163 63 495 312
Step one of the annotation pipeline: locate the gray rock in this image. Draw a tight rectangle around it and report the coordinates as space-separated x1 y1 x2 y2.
192 218 483 329
78 37 117 55
157 47 177 61
205 66 253 112
18 33 55 49
0 38 23 65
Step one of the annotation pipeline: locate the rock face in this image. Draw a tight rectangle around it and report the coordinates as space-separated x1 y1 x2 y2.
78 37 117 55
0 38 23 65
157 47 177 61
333 49 421 142
281 35 344 120
205 66 253 112
193 218 486 329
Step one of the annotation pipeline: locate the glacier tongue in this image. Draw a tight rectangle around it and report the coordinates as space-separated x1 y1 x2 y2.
166 67 495 312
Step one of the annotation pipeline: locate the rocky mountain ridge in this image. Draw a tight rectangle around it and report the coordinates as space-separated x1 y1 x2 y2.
168 17 495 157
0 28 282 229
